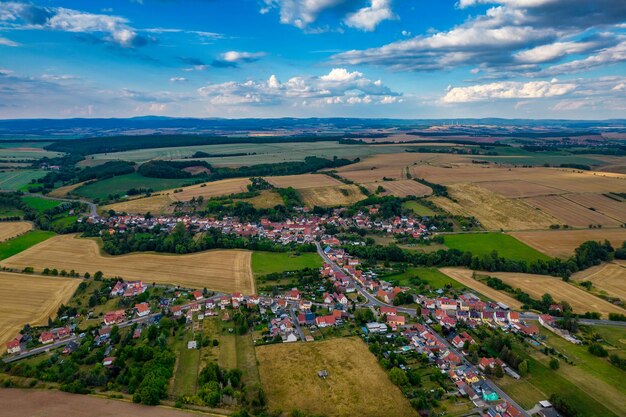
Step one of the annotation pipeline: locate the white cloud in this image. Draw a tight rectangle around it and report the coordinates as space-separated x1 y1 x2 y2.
514 40 601 64
0 36 19 46
220 51 266 63
540 40 626 75
344 0 395 31
169 77 188 83
441 79 576 103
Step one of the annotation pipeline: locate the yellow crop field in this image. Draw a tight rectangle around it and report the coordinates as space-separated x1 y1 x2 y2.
439 268 523 309
256 337 418 417
572 263 626 301
364 179 432 197
477 180 564 198
170 177 251 201
563 193 626 223
430 183 558 230
0 234 255 294
103 194 175 215
299 184 366 207
0 221 32 242
523 195 621 227
241 190 284 209
47 181 89 198
510 229 626 258
265 174 343 189
0 272 79 345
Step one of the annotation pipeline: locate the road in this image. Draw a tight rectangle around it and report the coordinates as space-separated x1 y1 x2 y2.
288 305 307 342
315 241 530 416
521 312 626 327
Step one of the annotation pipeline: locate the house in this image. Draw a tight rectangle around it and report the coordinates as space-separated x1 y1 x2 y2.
192 290 204 301
284 333 298 343
6 339 20 354
135 302 150 317
102 357 116 367
171 305 183 317
286 288 301 301
380 306 397 316
110 281 125 296
479 357 496 371
365 322 388 334
539 314 556 327
55 327 71 339
322 292 334 304
231 292 244 303
334 292 348 305
39 331 54 345
387 315 406 328
104 310 126 325
315 315 336 328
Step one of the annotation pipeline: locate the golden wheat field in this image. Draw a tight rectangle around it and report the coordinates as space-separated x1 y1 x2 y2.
170 177 252 201
481 270 625 317
510 229 626 258
256 337 418 417
47 181 89 198
240 189 284 208
572 263 626 301
438 268 523 309
299 184 366 207
522 195 621 227
363 179 432 197
0 234 255 294
431 183 558 230
0 221 32 242
562 193 626 223
264 173 343 189
103 194 176 215
0 272 80 345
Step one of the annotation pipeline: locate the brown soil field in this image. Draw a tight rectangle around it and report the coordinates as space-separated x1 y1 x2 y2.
170 178 251 201
523 195 621 227
256 337 417 417
482 271 625 317
182 166 211 175
363 179 432 197
571 263 626 301
0 234 255 294
47 181 90 198
430 183 558 230
264 173 343 189
0 389 215 417
562 193 626 223
0 272 79 345
510 229 626 258
0 221 32 242
239 190 283 209
103 194 175 215
439 268 523 309
299 184 366 207
477 180 564 198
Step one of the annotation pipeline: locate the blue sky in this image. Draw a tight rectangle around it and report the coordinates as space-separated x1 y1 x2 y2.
0 0 625 119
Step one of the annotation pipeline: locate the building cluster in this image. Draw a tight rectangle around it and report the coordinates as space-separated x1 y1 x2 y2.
326 209 432 238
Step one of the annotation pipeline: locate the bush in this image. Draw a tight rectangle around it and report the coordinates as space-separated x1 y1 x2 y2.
588 343 608 357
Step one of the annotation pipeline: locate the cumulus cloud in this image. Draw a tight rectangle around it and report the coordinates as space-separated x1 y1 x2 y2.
197 68 401 107
441 79 576 103
0 2 150 47
261 0 394 31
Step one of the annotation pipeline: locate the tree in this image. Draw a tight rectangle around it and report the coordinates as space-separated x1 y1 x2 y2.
493 364 504 378
389 367 409 386
549 358 560 370
518 360 529 377
94 271 103 280
354 308 374 324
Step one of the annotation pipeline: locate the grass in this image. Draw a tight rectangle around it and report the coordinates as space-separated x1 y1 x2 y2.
252 251 322 276
0 230 55 261
21 196 62 213
74 173 194 200
0 206 24 218
443 232 551 262
402 200 437 216
171 330 201 397
385 267 464 289
0 170 47 191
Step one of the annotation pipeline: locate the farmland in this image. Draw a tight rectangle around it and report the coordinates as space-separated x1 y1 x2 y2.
384 267 464 289
0 170 47 191
0 142 61 160
571 263 626 301
562 193 626 223
523 195 621 227
442 233 551 262
477 270 625 317
438 268 523 309
240 189 284 208
256 337 418 417
103 194 175 215
430 183 558 230
21 196 62 213
47 181 89 198
0 230 56 260
252 251 322 276
299 184 366 207
0 272 80 345
169 177 251 201
510 229 626 258
0 234 256 294
477 180 563 198
265 173 343 189
74 173 194 200
0 221 32 242
401 200 438 216
363 179 432 198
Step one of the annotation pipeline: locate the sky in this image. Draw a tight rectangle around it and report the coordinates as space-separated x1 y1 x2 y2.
0 0 625 119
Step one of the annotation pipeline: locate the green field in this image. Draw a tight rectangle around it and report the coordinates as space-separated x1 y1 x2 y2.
0 230 55 260
0 206 24 218
21 196 62 213
171 331 201 397
74 173 194 200
0 170 47 191
476 147 605 167
443 233 550 262
384 267 464 289
0 142 61 160
252 251 322 276
402 200 438 216
85 141 409 166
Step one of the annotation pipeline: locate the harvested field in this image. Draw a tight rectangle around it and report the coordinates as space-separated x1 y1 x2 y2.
0 272 79 345
0 389 210 417
265 174 343 189
47 181 89 198
299 184 365 207
363 179 432 197
482 271 625 317
510 229 626 258
256 337 417 417
430 183 558 230
240 190 284 209
523 195 620 227
0 234 255 294
103 194 175 215
477 180 563 198
563 193 626 223
170 177 251 201
572 263 626 301
438 268 523 309
0 222 32 242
